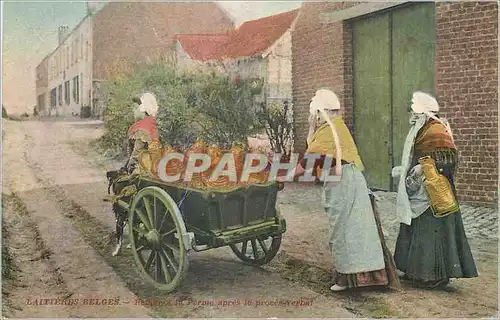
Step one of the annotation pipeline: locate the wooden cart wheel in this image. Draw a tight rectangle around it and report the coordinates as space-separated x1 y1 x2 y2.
230 234 282 265
128 186 189 292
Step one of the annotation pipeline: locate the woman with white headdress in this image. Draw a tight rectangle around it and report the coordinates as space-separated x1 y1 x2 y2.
281 88 398 291
392 91 478 289
109 92 162 257
125 92 161 174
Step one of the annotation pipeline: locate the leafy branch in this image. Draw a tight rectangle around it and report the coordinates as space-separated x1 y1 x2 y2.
256 101 294 161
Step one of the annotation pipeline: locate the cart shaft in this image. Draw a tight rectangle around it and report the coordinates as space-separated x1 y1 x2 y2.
116 199 130 212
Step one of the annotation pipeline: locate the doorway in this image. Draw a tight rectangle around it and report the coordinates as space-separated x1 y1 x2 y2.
351 2 436 191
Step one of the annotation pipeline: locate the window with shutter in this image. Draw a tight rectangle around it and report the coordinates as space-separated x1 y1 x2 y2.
72 76 80 103
65 81 70 105
80 73 83 105
51 88 57 107
58 85 62 106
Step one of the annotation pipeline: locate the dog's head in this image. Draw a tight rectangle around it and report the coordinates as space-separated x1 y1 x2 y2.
106 170 122 193
106 170 119 182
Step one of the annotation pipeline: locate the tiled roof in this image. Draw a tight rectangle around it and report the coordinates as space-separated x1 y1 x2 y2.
175 9 299 61
221 9 299 59
175 34 230 61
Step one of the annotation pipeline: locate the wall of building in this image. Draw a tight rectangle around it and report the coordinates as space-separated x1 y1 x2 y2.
223 57 267 79
174 41 200 71
47 16 93 116
222 57 267 103
291 2 499 206
266 30 293 105
174 42 226 74
35 56 49 116
435 2 498 206
90 2 234 117
264 30 294 152
92 2 235 81
291 2 354 154
220 33 293 107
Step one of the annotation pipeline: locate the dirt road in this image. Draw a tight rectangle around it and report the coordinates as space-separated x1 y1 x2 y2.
2 118 498 318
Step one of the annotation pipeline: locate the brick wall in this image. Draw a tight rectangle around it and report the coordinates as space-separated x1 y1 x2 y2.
291 2 355 153
435 2 498 206
342 23 354 135
92 2 234 80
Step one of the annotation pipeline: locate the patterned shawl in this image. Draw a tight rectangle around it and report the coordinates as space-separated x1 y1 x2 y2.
127 116 160 142
305 116 364 171
414 118 457 157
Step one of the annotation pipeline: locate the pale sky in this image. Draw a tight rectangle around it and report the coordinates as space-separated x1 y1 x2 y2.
2 1 303 114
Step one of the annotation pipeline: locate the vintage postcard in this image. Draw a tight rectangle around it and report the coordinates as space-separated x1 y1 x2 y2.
1 1 498 319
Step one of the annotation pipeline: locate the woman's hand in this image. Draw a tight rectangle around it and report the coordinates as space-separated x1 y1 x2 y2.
295 163 306 176
276 175 286 183
409 164 423 178
405 164 423 194
391 166 403 178
276 163 306 183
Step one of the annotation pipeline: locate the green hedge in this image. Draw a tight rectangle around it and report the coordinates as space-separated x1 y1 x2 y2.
99 62 263 154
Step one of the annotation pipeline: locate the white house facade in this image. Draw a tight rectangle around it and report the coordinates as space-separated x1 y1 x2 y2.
47 17 93 117
174 9 298 107
37 2 235 118
262 29 293 105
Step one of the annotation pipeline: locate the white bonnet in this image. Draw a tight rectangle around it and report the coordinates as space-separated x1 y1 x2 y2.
309 88 341 116
411 91 439 114
138 92 159 117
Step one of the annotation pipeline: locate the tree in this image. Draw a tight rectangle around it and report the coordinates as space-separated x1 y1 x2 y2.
256 100 294 161
99 62 262 154
188 75 262 148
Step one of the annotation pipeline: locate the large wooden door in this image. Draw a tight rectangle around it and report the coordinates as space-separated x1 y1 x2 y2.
352 3 436 191
391 3 436 190
352 14 391 190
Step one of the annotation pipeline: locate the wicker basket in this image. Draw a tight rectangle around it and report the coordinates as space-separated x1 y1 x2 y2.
207 145 223 169
230 144 247 182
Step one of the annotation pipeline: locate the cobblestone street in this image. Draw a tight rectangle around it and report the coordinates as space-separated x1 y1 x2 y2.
277 183 498 244
374 191 498 241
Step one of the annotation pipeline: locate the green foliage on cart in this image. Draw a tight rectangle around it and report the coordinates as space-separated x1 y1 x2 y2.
99 62 264 154
188 75 262 149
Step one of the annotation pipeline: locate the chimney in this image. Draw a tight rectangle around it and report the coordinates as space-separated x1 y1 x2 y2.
58 25 69 45
87 1 98 15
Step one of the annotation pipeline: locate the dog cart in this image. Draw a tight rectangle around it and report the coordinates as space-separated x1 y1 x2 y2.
106 172 287 292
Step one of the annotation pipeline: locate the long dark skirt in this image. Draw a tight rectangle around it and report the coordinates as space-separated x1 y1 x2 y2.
394 208 478 288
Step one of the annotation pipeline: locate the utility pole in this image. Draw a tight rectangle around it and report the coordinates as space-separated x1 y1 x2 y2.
87 1 97 16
